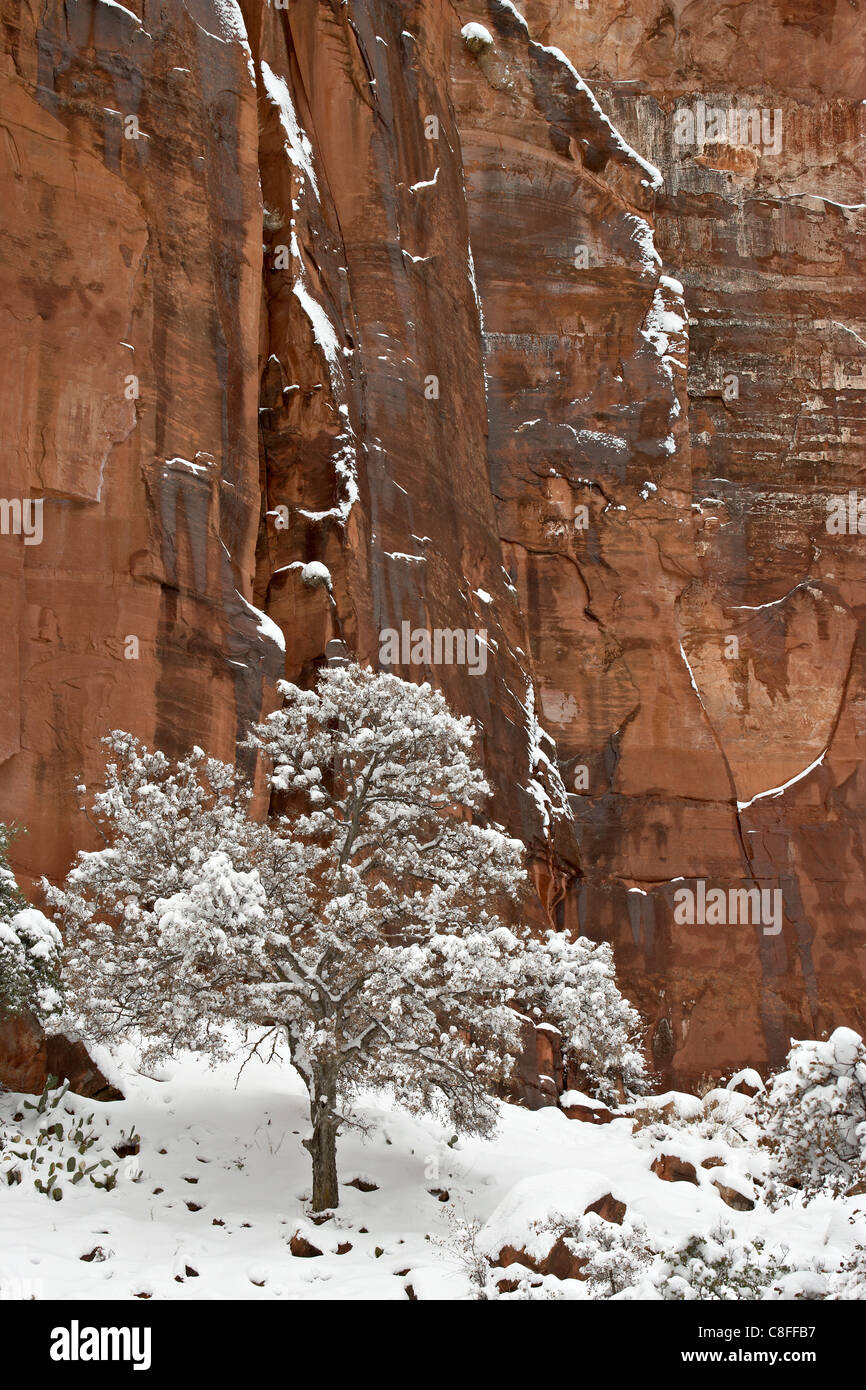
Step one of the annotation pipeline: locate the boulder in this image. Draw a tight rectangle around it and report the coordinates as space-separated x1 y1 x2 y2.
497 1236 588 1283
713 1180 755 1212
584 1193 627 1226
0 1011 121 1100
289 1233 323 1258
651 1154 699 1186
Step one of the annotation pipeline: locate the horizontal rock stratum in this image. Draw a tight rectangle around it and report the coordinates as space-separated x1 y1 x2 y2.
1 0 863 1085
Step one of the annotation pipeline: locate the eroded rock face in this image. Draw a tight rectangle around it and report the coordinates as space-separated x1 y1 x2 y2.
510 0 866 1078
0 0 283 896
247 0 571 863
1 0 863 1086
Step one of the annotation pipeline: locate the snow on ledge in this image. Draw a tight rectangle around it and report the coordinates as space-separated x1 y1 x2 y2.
237 593 286 653
736 748 828 812
529 42 663 191
260 60 318 195
498 0 529 32
96 0 143 25
560 1089 607 1110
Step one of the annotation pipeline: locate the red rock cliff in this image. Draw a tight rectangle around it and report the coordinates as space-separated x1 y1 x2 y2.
1 0 863 1085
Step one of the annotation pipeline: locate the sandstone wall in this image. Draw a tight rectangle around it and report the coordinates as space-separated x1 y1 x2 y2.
1 0 863 1085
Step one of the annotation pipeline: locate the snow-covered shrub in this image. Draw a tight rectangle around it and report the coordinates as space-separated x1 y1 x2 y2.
631 1087 753 1150
627 1227 864 1302
299 560 332 591
827 1246 866 1300
461 21 494 54
0 1079 138 1199
0 824 62 1022
50 666 646 1211
565 1212 654 1297
521 930 646 1105
655 1223 792 1300
757 1028 866 1199
482 1211 652 1299
437 1211 498 1299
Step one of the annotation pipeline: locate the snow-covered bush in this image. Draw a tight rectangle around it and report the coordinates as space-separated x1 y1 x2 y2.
50 666 646 1210
437 1211 498 1299
757 1028 866 1199
0 824 62 1022
631 1086 754 1151
521 930 646 1105
655 1223 792 1300
827 1246 866 1300
0 1078 138 1199
564 1212 654 1297
461 21 494 54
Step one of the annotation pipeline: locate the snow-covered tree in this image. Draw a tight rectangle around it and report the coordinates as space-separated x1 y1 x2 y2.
758 1028 866 1199
0 824 62 1022
50 666 646 1210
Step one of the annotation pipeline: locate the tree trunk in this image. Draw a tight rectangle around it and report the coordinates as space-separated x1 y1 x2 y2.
306 1114 339 1210
302 1063 340 1210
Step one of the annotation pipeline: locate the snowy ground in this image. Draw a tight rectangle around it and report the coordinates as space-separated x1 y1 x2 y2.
1 1043 863 1301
